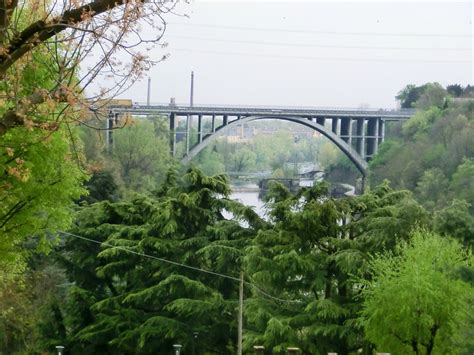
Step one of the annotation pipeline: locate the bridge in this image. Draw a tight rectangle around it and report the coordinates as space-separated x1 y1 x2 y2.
107 103 416 176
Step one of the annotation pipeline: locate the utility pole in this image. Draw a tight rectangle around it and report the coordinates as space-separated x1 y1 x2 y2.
190 70 194 107
147 77 151 105
237 271 244 355
186 70 194 155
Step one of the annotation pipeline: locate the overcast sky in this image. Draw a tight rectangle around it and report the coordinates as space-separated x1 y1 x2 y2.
116 1 472 108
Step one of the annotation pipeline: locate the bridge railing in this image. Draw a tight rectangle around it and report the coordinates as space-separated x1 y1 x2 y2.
108 102 416 117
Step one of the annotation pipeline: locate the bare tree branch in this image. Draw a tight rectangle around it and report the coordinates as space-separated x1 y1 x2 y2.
0 0 139 74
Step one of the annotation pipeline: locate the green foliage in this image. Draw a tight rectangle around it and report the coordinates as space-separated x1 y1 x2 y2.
415 83 448 110
81 170 120 204
402 107 443 138
0 5 88 269
0 126 86 267
434 200 474 249
112 118 172 192
228 146 257 172
415 168 449 210
50 168 263 353
359 230 473 354
396 83 448 109
0 269 33 353
450 158 474 209
243 181 426 354
194 124 331 178
370 98 474 214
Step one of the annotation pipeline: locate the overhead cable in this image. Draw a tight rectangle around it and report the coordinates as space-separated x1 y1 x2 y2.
58 230 302 304
169 22 472 38
168 35 472 51
169 47 471 64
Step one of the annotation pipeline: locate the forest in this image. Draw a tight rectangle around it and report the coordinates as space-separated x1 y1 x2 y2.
0 0 473 354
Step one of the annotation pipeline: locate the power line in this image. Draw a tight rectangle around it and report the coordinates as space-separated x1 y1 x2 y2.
169 47 472 64
169 22 472 38
168 35 472 51
58 230 301 304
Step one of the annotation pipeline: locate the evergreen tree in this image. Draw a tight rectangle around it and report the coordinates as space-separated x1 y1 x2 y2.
243 181 426 354
56 168 263 353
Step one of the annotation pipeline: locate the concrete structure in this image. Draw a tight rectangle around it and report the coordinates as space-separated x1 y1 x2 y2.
108 103 415 176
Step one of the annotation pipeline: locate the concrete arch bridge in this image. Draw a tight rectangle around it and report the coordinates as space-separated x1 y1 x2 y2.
108 103 415 176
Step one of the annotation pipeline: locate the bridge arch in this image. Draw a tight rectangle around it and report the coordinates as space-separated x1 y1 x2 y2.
182 115 368 176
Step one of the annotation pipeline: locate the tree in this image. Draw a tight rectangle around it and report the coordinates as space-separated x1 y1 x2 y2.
434 199 474 249
228 146 257 173
0 4 88 266
0 0 178 264
112 118 172 192
53 168 264 353
194 147 226 176
395 83 447 109
415 168 449 210
450 158 474 210
415 83 448 110
396 84 425 108
0 0 175 136
359 230 473 354
370 94 473 207
243 181 427 354
446 84 464 98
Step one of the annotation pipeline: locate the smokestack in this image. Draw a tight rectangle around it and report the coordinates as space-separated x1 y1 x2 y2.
147 77 151 106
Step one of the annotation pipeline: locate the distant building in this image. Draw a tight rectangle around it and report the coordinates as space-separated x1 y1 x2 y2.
226 124 255 143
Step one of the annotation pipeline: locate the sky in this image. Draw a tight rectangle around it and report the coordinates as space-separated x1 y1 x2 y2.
115 1 472 109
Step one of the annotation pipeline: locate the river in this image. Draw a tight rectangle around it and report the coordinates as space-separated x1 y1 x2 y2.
230 188 266 218
228 180 356 219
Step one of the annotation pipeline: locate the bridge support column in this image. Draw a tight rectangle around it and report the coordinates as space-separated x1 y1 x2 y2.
373 118 380 154
169 113 176 156
186 114 191 154
331 118 339 135
106 111 113 151
106 111 119 153
197 115 203 143
316 117 325 126
366 119 377 159
356 118 366 159
223 115 228 127
211 115 216 132
378 119 385 146
340 118 352 144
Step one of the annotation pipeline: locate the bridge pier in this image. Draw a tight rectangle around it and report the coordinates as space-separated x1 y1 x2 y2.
169 113 176 156
366 118 377 159
185 114 191 155
106 111 120 153
340 117 352 144
378 119 385 147
197 115 203 143
355 118 366 159
331 118 340 135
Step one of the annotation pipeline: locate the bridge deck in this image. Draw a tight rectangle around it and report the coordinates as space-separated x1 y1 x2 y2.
109 103 415 120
